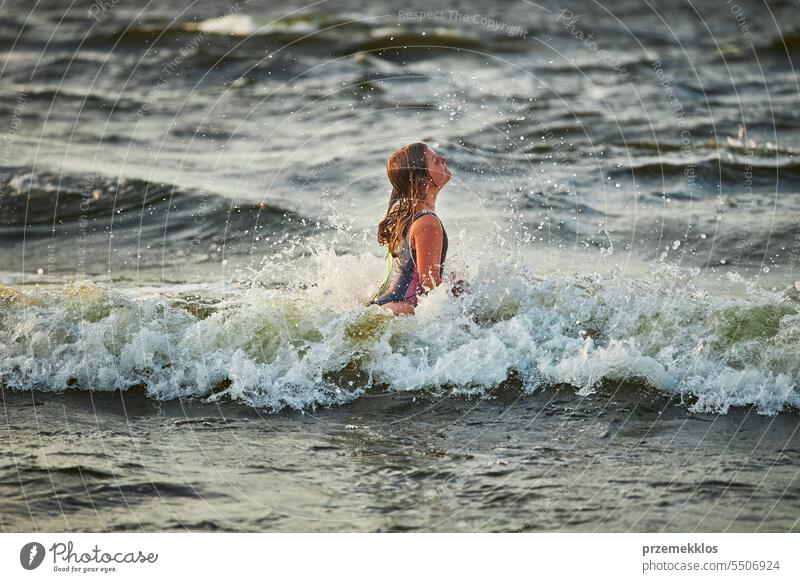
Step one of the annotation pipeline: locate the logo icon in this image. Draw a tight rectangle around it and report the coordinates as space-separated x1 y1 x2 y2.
20 542 46 570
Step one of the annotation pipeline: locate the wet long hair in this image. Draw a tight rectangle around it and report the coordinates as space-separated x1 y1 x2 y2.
377 142 430 256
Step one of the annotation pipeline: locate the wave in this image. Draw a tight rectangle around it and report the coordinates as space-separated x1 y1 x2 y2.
97 13 512 61
622 137 799 157
0 166 306 231
342 29 486 55
180 13 363 38
104 14 354 47
1 257 797 415
0 166 315 271
0 86 142 113
609 157 800 191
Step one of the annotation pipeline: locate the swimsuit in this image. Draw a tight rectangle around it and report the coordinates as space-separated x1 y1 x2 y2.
371 210 448 307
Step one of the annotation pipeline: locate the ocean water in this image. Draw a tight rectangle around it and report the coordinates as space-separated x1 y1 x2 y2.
1 0 799 531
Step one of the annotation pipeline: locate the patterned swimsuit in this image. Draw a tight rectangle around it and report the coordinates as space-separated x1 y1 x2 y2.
372 210 448 307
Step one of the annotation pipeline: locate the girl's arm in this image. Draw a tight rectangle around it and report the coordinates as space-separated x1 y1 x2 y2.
409 214 444 292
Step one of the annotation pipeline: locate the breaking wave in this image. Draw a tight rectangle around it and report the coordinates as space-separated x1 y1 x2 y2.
1 252 797 415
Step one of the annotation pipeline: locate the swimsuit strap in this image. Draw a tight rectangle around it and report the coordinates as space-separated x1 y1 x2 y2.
410 210 443 229
412 210 435 221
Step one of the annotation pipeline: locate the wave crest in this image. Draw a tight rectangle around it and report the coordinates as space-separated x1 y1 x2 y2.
1 255 797 415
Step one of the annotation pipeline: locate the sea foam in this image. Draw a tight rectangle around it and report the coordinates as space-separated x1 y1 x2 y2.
0 253 797 414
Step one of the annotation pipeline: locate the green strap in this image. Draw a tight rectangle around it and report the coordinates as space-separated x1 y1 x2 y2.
371 251 392 302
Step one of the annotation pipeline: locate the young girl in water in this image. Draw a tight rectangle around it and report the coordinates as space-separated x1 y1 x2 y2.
370 142 453 315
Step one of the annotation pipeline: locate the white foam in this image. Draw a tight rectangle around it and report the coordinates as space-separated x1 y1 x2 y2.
186 14 262 36
0 256 797 414
183 14 323 37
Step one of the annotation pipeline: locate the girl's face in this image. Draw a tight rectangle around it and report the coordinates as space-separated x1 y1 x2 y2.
424 146 451 190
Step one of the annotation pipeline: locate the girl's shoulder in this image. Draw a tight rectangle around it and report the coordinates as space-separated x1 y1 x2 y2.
408 211 443 241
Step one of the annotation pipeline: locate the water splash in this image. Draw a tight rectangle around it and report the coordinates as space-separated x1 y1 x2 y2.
1 250 797 415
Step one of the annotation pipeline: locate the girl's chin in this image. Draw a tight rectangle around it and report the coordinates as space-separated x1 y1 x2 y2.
434 174 451 189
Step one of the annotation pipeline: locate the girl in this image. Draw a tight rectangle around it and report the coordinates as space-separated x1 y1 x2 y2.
371 142 452 315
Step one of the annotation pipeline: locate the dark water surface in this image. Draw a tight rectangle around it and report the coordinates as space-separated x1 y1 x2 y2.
3 387 800 532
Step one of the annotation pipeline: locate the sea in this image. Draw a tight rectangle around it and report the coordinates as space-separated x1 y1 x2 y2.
1 0 799 531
